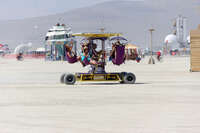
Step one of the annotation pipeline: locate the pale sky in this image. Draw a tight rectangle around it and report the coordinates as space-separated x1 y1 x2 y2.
1 0 197 20
0 0 140 20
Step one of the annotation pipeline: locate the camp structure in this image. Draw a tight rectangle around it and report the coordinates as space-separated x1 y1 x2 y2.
125 43 139 60
190 25 200 72
14 43 33 54
45 23 75 61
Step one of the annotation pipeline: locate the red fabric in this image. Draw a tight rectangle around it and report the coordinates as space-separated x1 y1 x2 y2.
157 51 161 56
172 52 176 56
4 54 45 59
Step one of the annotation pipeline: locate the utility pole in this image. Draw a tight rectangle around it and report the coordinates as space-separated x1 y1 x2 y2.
148 28 155 64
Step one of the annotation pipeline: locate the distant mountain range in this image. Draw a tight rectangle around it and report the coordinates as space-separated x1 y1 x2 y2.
0 0 199 49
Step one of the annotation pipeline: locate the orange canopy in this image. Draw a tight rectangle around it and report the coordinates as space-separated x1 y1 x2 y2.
125 44 139 49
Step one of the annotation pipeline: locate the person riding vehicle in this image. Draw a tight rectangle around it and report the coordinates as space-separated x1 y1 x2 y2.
156 51 162 61
16 52 24 61
60 33 136 85
65 42 98 67
109 40 126 65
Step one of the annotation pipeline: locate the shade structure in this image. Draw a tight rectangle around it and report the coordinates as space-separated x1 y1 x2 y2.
36 47 45 52
125 44 139 49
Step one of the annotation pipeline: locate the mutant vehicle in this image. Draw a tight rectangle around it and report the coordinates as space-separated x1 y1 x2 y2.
60 32 136 85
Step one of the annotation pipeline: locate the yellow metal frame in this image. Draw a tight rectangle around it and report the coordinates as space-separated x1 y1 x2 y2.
72 33 122 38
72 33 124 82
76 73 121 82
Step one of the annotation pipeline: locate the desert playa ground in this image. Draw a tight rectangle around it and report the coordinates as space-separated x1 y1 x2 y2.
0 56 200 133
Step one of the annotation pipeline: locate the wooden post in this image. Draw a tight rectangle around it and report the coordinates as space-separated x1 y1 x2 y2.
148 28 155 64
190 25 200 72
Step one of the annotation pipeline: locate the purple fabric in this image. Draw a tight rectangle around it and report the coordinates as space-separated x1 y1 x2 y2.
82 57 90 66
112 45 125 65
66 54 78 64
110 37 128 41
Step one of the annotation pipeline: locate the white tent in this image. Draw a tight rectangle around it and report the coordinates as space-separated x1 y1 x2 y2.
164 34 179 50
187 36 190 44
14 43 32 54
36 47 45 52
164 34 177 44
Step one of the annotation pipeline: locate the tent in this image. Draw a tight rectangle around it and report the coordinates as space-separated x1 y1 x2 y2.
125 44 139 50
125 44 139 60
36 47 45 52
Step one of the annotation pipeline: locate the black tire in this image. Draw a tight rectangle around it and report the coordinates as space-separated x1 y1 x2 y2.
120 72 127 80
60 73 66 84
64 74 76 85
123 73 136 84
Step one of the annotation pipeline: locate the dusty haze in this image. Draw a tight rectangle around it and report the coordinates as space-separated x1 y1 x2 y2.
0 0 199 49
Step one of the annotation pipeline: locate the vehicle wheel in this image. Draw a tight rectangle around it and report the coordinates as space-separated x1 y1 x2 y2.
64 73 76 85
120 72 127 80
123 73 136 84
60 73 66 84
120 81 124 84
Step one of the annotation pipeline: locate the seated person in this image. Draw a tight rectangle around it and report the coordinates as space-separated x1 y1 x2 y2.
65 45 73 58
91 43 103 62
80 46 98 66
110 40 122 59
80 47 90 61
65 44 90 66
110 43 116 59
109 41 127 65
81 43 89 52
